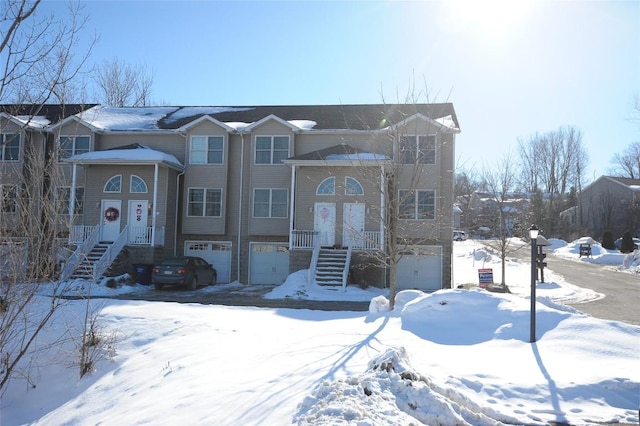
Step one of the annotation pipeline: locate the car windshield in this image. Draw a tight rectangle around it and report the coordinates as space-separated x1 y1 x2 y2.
161 258 189 266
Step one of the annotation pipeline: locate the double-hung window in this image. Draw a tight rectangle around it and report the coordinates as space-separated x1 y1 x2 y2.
190 136 224 164
0 134 20 161
253 189 288 218
188 188 222 217
255 136 289 164
399 189 435 220
399 135 435 164
58 187 85 214
59 136 90 159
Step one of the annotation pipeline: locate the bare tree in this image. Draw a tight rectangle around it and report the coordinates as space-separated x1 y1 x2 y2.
480 151 522 288
94 57 154 107
0 0 99 392
609 141 640 179
454 165 481 231
518 126 588 235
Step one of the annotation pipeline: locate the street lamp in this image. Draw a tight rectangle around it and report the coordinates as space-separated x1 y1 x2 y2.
529 224 540 343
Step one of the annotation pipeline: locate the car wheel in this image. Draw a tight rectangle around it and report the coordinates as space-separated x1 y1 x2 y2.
211 271 217 285
189 276 197 290
154 283 163 291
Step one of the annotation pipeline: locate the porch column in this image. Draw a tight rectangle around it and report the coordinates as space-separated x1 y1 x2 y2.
289 164 296 249
151 163 158 246
70 163 77 224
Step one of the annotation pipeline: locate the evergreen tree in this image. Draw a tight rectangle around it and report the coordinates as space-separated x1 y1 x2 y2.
601 230 615 250
620 230 636 253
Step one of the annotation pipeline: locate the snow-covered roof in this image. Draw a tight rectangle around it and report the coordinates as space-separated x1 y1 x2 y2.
77 106 179 132
63 144 184 170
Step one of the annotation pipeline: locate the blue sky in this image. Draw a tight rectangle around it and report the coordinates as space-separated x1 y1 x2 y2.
43 0 639 182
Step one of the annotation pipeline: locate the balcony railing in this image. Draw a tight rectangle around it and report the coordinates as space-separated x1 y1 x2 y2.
290 229 381 250
70 225 164 246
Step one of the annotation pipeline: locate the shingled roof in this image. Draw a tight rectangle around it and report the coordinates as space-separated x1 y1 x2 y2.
0 104 97 123
159 103 459 131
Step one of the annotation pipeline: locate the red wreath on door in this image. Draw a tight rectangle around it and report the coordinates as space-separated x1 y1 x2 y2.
104 207 120 222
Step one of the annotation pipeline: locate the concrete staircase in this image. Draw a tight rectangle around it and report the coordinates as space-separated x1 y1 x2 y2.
313 246 352 288
68 242 113 280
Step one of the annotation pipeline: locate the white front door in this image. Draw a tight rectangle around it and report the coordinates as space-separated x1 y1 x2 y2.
343 203 365 248
314 202 336 246
101 200 121 242
128 200 149 243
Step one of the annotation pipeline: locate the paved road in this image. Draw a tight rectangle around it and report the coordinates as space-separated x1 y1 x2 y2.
545 252 640 325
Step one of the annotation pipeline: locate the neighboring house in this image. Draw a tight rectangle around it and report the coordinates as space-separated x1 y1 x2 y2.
467 191 528 236
575 175 640 239
0 103 460 290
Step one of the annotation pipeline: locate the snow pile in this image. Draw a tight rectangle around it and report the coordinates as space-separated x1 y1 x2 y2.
294 347 501 426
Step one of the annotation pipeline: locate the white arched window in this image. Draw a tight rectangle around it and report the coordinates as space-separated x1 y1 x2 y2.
104 175 122 193
345 177 364 195
130 175 148 193
316 177 335 195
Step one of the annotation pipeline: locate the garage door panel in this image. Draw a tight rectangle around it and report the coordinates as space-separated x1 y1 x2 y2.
185 241 231 284
250 243 289 285
397 246 442 291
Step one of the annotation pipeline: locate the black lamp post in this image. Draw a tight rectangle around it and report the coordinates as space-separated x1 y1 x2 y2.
529 224 540 343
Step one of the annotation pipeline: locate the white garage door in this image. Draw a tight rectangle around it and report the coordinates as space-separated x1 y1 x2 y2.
184 241 232 284
249 242 290 285
396 246 442 291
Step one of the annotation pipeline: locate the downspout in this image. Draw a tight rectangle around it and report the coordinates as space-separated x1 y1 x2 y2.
237 132 245 282
289 164 296 249
174 171 185 256
151 163 158 246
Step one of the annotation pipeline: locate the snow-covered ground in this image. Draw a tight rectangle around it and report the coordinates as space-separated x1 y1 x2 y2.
2 238 639 425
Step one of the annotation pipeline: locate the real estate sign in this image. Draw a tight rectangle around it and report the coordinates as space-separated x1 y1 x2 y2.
478 268 493 288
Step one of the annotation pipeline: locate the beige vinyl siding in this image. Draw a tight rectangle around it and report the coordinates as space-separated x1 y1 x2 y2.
247 121 293 236
79 165 167 228
93 133 186 163
294 167 378 233
179 121 230 236
0 119 26 182
53 123 93 186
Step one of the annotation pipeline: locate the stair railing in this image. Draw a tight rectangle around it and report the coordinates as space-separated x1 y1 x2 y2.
60 226 101 282
93 225 129 281
341 245 353 290
308 235 321 285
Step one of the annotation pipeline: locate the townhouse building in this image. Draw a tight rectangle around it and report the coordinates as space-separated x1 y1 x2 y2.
1 103 460 291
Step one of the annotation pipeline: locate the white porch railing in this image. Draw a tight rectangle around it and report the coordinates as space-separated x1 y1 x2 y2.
291 229 381 250
71 225 162 246
291 230 318 250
